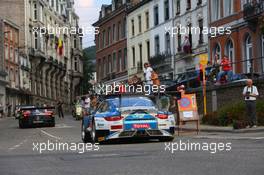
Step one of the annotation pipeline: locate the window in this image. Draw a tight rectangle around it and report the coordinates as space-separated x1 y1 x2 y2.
177 30 181 52
112 24 116 42
186 0 191 10
188 23 193 51
33 3 37 20
213 43 221 62
5 44 8 60
40 4 44 22
74 36 77 48
132 47 135 67
123 48 127 70
103 57 107 77
112 52 116 72
139 44 143 67
176 0 180 14
164 0 169 21
224 0 234 17
74 57 78 71
97 34 100 50
10 47 13 61
155 35 160 55
107 27 111 45
108 55 112 73
245 35 252 73
154 6 159 26
146 41 150 60
15 49 18 63
165 32 171 54
117 21 121 40
131 19 135 36
211 0 221 21
118 50 122 72
123 17 126 38
102 30 106 48
138 15 142 33
225 40 234 71
198 19 204 44
56 0 59 11
145 11 149 30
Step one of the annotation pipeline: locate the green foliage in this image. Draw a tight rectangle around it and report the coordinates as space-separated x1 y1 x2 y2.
202 100 264 127
81 46 96 94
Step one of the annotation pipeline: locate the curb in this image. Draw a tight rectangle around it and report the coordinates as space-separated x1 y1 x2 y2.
176 126 264 133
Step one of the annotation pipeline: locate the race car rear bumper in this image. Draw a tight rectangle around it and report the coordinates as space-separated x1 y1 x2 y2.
105 127 175 140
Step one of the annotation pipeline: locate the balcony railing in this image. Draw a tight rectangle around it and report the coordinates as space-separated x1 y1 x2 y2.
243 1 264 20
149 52 172 68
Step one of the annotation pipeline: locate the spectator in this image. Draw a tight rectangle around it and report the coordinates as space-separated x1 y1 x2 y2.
143 63 153 85
84 95 91 114
216 55 233 84
57 100 64 118
151 70 160 86
243 79 259 128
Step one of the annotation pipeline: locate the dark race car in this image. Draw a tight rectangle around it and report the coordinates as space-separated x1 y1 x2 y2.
16 106 55 128
81 94 175 143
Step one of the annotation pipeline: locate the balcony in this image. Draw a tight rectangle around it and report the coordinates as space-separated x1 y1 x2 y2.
243 1 264 20
149 52 172 69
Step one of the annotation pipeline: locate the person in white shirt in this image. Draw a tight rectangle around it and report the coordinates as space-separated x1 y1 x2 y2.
143 63 153 85
243 79 259 128
84 96 91 114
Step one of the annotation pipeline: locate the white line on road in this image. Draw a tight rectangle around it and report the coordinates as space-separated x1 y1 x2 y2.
193 135 264 140
8 139 28 151
39 129 62 140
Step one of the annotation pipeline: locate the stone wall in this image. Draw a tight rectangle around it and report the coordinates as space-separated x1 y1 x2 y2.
187 78 264 115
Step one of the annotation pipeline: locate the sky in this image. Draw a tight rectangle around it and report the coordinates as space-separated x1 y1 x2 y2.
75 0 111 48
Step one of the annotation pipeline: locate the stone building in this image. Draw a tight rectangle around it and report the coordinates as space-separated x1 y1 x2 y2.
0 0 83 108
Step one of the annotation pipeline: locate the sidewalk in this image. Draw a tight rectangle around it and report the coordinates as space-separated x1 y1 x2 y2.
177 124 264 133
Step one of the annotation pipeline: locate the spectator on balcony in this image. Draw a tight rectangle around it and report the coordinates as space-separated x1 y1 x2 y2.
216 55 233 84
144 63 153 85
182 36 191 54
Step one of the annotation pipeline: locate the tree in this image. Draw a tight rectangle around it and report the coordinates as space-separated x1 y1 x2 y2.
81 46 96 94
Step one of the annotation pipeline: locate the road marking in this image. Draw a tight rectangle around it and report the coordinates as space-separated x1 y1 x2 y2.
8 139 28 151
39 129 62 140
90 153 120 157
193 135 264 140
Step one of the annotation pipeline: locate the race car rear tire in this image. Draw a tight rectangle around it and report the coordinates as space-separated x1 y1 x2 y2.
159 137 174 142
82 125 91 143
91 121 98 143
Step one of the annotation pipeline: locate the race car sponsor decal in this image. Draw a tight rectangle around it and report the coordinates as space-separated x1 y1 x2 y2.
133 123 150 129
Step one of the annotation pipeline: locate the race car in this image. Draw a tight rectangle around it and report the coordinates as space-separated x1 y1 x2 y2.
81 94 175 143
16 106 55 128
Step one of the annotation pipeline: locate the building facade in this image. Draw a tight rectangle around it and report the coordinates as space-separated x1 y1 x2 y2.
3 19 22 111
173 0 208 75
93 0 132 85
209 0 264 75
127 0 174 80
0 0 83 109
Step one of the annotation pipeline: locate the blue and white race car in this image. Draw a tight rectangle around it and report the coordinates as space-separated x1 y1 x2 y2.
81 95 175 143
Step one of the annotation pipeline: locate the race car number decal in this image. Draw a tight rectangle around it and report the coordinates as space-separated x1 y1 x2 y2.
133 124 150 129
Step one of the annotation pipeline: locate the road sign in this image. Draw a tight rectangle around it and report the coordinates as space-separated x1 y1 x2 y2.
199 53 208 66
